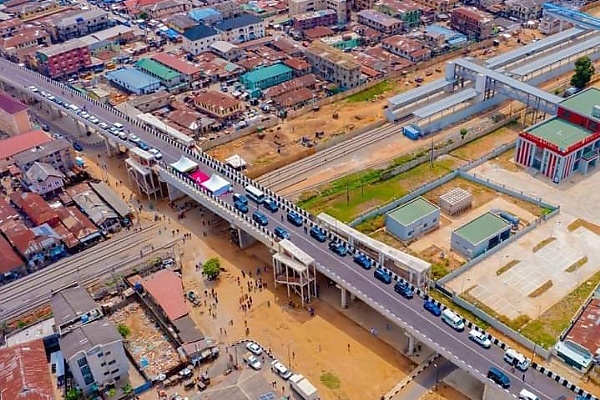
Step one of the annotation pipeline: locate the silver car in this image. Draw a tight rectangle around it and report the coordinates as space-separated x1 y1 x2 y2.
469 329 491 349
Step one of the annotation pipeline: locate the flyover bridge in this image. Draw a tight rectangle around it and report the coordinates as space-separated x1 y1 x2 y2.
0 59 595 400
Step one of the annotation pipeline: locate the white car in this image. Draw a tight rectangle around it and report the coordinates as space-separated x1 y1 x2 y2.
88 116 99 124
246 342 263 356
79 111 90 119
98 122 109 129
28 86 38 92
149 148 163 160
271 360 292 380
46 95 55 101
468 329 491 349
128 134 141 143
245 354 262 370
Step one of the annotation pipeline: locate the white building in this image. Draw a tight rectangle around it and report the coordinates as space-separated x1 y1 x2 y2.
182 23 219 55
25 161 64 196
288 0 349 24
51 286 129 393
214 13 265 44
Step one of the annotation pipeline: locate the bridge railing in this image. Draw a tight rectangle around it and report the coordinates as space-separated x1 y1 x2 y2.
159 164 275 246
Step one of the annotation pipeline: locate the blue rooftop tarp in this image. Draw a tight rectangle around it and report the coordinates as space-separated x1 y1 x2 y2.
165 28 179 40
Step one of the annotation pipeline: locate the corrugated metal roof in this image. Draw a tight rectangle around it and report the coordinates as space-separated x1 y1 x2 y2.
142 269 188 322
136 58 180 81
414 88 477 119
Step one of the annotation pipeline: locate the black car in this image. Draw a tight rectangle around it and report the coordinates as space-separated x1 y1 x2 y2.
73 142 83 151
394 281 414 299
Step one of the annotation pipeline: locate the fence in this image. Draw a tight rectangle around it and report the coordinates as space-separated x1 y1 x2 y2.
452 295 553 359
349 117 519 226
200 116 280 150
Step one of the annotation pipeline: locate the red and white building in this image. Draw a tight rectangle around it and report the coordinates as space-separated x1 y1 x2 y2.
515 88 600 184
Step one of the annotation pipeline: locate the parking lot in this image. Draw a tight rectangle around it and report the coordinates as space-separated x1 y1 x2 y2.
445 160 600 320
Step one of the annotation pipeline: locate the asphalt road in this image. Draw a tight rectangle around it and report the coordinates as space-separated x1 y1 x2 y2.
0 59 583 400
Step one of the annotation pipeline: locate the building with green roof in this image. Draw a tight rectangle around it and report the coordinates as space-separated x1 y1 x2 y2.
515 87 600 183
386 196 440 241
451 212 511 259
135 58 184 89
240 64 293 92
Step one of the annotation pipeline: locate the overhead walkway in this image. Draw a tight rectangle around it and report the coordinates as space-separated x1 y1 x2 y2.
509 35 600 81
451 59 562 115
543 3 600 30
485 27 586 70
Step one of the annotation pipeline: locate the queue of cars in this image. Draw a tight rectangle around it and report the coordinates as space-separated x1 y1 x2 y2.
228 190 541 400
28 85 163 160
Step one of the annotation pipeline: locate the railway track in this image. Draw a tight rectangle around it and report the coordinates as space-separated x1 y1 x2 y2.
0 224 174 322
256 117 416 192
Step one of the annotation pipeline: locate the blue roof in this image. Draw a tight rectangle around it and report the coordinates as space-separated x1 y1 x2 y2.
106 68 158 89
215 13 262 31
165 28 179 39
188 7 220 22
183 24 218 41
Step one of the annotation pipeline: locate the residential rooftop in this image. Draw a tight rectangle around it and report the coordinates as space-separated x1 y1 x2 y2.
152 52 200 75
215 13 262 31
50 285 100 329
183 23 218 41
37 38 87 57
0 91 28 114
59 320 122 361
388 197 439 226
0 339 55 400
106 67 159 90
559 87 600 123
136 58 180 81
526 117 591 152
565 298 600 356
142 269 188 322
0 130 52 160
453 212 510 246
242 64 292 84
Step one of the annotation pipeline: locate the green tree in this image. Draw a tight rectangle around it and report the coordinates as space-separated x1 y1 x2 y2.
137 11 149 20
570 56 595 89
66 389 81 400
460 128 468 140
117 323 131 338
202 257 221 280
122 383 133 395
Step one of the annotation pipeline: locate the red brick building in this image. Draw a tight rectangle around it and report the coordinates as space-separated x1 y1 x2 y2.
450 7 493 40
35 38 91 78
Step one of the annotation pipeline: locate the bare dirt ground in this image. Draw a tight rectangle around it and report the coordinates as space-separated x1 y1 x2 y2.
108 302 180 378
81 150 414 400
207 31 532 167
421 384 470 400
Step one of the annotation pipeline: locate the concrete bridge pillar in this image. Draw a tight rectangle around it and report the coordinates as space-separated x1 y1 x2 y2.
237 228 257 249
341 287 348 309
405 332 415 356
104 136 113 157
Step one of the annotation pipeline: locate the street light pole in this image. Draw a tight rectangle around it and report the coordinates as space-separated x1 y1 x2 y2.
434 363 439 391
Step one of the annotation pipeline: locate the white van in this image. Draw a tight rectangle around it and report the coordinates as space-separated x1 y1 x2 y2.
518 389 540 400
441 309 465 331
504 348 530 371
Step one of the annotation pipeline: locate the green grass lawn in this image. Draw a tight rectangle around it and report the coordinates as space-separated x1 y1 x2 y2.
345 80 395 103
298 159 457 222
